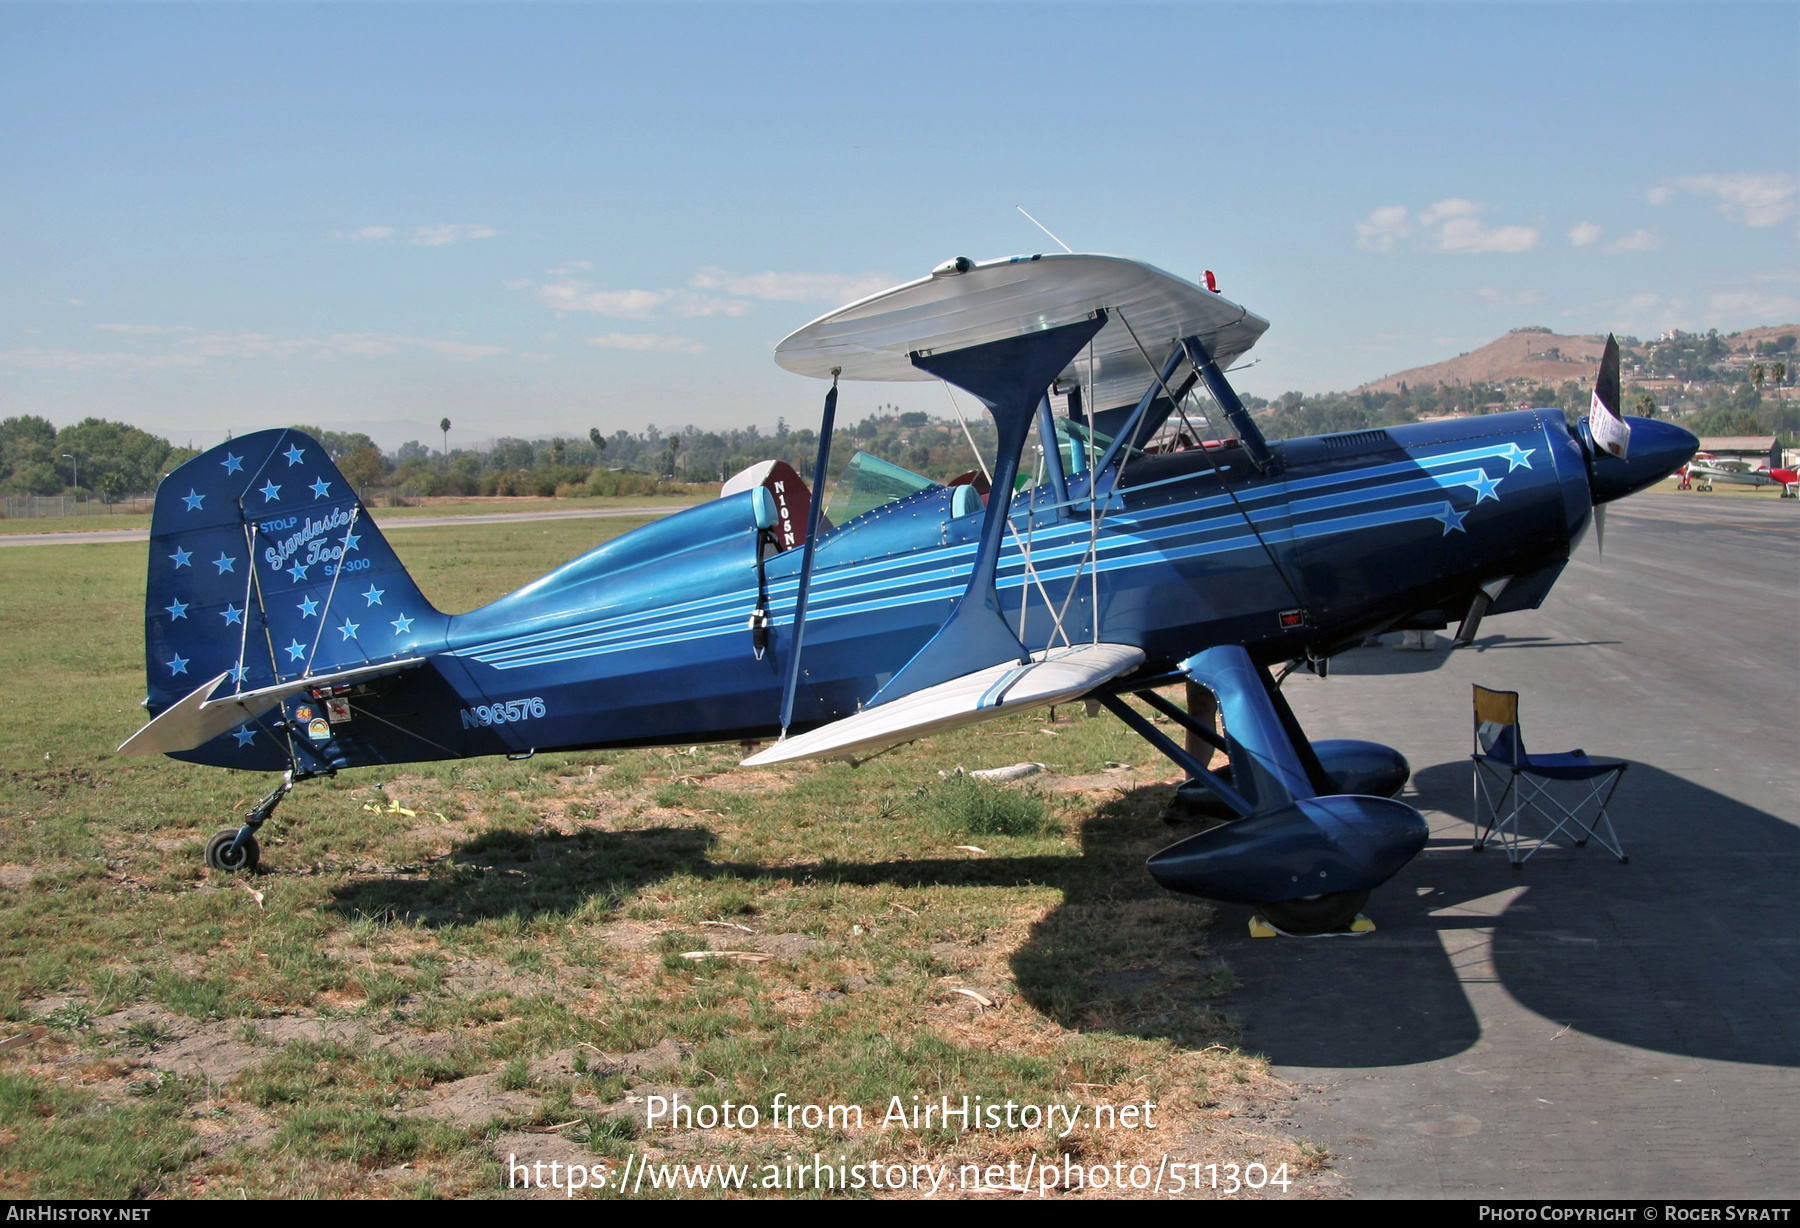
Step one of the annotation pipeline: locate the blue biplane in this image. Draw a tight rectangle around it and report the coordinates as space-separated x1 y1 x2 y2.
122 254 1695 932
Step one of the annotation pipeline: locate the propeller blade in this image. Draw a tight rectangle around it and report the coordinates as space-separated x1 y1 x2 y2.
1587 334 1631 460
1594 502 1606 558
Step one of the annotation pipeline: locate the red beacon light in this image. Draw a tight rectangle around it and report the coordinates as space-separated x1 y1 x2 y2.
1204 270 1218 292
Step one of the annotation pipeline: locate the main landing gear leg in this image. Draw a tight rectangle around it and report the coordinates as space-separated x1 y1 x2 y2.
205 770 298 873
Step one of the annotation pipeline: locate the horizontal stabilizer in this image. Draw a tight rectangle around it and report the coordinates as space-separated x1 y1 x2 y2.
118 658 426 757
742 643 1144 766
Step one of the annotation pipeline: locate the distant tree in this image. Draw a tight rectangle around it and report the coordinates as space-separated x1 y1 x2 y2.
1751 363 1766 399
589 427 606 457
53 418 182 494
440 417 452 457
339 445 388 496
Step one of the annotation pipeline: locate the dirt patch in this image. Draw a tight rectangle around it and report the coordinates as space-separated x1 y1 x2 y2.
582 1038 690 1079
405 1070 541 1127
753 933 821 960
190 1103 278 1157
0 866 35 889
489 1131 597 1199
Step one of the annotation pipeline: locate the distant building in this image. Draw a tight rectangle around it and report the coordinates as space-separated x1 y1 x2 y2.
1698 436 1778 461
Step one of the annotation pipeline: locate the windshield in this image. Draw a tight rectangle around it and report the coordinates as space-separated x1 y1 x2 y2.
823 451 940 526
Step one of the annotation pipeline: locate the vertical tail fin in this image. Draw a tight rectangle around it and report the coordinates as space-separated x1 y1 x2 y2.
145 429 445 721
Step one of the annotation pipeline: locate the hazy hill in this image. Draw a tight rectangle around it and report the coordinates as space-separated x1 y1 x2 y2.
1357 323 1800 394
1358 327 1607 393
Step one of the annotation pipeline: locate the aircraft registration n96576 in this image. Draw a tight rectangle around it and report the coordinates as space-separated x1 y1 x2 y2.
121 253 1696 933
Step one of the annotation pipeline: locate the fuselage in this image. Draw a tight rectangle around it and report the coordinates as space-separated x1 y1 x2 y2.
187 409 1614 772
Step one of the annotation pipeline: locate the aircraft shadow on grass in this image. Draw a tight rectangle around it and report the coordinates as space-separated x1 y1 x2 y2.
1210 759 1800 1070
329 758 1797 1070
329 784 1227 1045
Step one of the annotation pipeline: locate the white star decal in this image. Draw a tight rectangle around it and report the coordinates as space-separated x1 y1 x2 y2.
390 613 414 635
1501 444 1535 471
164 599 189 620
221 452 244 474
283 444 306 466
1465 471 1501 502
337 619 360 640
297 596 319 618
166 654 189 676
258 480 282 502
213 553 236 574
222 604 243 626
169 547 192 569
362 584 384 606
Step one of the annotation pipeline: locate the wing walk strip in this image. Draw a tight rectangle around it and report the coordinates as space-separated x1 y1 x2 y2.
454 447 1533 669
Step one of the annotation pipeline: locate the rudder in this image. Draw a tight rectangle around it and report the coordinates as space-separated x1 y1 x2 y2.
144 429 446 745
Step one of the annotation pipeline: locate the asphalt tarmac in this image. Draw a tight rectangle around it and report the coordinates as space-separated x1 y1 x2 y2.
1213 491 1799 1198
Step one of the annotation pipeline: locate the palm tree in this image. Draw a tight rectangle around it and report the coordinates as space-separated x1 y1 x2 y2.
439 417 451 458
1750 363 1766 401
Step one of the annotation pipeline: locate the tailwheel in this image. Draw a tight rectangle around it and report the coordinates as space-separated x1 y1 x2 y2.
1256 889 1370 935
205 828 261 873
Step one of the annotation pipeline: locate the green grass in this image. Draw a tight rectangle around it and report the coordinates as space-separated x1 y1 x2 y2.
924 775 1055 838
0 514 1298 1199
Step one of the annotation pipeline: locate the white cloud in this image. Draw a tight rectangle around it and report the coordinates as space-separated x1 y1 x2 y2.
0 348 205 372
1569 221 1603 246
1355 199 1538 254
387 336 508 361
588 332 705 354
1429 216 1539 255
412 223 497 246
338 226 397 241
1354 205 1410 252
1603 228 1662 255
547 260 593 275
1708 290 1800 319
537 280 748 319
1478 287 1544 307
688 267 893 303
1652 174 1797 227
0 330 510 372
1417 198 1481 226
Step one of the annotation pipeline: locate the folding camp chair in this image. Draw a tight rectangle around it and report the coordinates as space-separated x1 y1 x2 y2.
1471 685 1629 866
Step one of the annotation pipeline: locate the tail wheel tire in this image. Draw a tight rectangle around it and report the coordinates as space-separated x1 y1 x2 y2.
205 829 260 873
1256 889 1370 935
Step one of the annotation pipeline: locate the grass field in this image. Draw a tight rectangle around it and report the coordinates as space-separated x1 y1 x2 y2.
0 493 712 536
0 516 1319 1199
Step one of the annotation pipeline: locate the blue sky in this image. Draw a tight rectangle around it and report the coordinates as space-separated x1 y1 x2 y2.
2 3 1796 451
